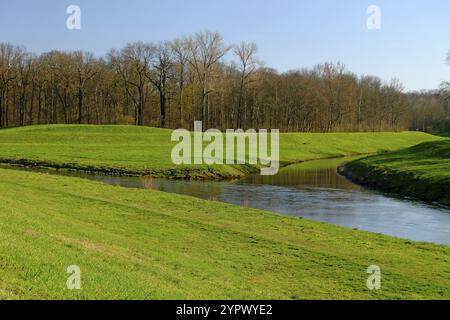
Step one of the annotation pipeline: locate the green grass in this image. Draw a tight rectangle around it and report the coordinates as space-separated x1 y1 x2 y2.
0 125 447 299
0 125 442 178
341 139 450 206
0 168 449 300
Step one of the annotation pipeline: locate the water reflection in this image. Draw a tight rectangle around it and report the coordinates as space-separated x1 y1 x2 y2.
242 157 363 190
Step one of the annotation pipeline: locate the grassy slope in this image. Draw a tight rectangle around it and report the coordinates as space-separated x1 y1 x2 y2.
341 139 450 206
0 125 443 178
0 168 449 300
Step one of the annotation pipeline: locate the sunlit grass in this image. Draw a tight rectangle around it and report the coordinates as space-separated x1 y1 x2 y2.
342 139 450 205
0 168 448 299
0 125 442 178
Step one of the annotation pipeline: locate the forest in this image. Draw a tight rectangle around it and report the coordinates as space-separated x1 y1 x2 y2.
0 30 449 132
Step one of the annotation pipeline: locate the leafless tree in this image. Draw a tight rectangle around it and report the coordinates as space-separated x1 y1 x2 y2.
109 42 153 126
188 30 230 128
0 37 443 133
146 42 173 128
233 42 258 128
171 37 190 127
73 51 97 124
0 43 20 127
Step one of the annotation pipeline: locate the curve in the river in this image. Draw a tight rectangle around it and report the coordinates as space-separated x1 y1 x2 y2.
2 157 450 245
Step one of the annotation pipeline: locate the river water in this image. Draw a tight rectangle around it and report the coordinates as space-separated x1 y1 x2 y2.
3 157 450 245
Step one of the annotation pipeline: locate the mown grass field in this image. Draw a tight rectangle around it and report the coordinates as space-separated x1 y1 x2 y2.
341 139 450 206
0 125 448 300
0 169 449 299
0 125 443 178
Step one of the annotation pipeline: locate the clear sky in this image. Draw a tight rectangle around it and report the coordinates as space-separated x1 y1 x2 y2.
1 0 449 91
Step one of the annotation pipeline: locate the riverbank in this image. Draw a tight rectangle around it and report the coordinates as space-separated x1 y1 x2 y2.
0 125 443 179
0 168 449 299
340 139 450 206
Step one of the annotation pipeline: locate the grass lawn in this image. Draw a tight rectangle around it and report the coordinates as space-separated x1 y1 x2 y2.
0 168 449 299
341 139 450 206
0 125 443 178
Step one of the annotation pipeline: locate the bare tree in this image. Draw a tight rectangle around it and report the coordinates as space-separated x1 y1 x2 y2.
233 42 258 128
188 30 230 128
16 49 34 126
171 37 190 127
109 42 153 126
0 43 20 127
48 51 76 124
0 37 434 133
73 51 97 124
440 51 450 102
146 42 173 128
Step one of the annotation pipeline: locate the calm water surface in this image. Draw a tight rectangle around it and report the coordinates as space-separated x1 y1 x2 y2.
4 157 450 245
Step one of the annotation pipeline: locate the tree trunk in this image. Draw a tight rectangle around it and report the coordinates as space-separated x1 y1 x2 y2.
77 87 83 124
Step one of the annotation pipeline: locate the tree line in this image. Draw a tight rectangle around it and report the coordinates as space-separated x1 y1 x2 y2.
0 30 448 132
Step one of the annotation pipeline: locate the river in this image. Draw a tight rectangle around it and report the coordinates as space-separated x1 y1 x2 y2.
3 157 450 245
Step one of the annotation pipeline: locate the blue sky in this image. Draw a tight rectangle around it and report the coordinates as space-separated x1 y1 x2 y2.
1 0 449 91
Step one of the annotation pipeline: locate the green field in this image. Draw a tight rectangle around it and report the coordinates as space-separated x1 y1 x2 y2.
0 168 449 299
0 125 443 178
0 125 448 300
341 139 450 206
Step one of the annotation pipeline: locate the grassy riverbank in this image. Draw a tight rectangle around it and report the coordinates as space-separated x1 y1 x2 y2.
0 168 449 299
0 125 442 178
341 139 450 206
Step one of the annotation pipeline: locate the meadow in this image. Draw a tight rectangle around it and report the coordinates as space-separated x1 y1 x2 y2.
0 125 443 178
341 139 450 206
0 125 448 300
0 168 449 299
